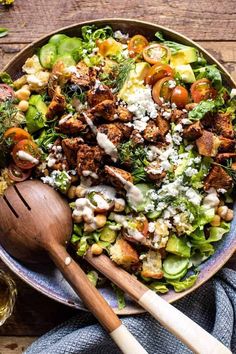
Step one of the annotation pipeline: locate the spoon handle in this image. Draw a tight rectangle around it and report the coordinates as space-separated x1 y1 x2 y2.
49 244 148 354
85 250 232 354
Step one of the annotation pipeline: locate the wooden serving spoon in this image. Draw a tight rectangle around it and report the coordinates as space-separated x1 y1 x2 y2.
85 251 232 354
0 180 147 354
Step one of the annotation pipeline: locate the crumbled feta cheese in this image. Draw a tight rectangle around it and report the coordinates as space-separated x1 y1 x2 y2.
185 167 198 177
114 30 129 41
185 188 202 205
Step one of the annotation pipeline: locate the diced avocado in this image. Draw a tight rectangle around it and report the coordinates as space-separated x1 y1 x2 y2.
170 46 198 66
26 95 47 134
99 37 123 57
166 234 191 258
175 64 196 83
118 62 150 101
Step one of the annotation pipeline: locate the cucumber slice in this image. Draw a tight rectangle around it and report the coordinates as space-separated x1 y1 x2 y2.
163 254 189 275
100 225 117 243
39 43 57 69
49 34 68 47
54 54 76 67
133 183 153 212
58 37 82 56
164 267 188 280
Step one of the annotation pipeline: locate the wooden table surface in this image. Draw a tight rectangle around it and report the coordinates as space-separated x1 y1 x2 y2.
0 0 236 353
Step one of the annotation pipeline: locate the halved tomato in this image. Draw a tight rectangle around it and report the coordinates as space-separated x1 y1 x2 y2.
152 77 176 105
12 139 41 170
8 163 32 182
0 84 15 102
190 78 217 103
4 127 31 145
171 85 189 108
145 63 173 86
143 44 171 65
128 34 149 58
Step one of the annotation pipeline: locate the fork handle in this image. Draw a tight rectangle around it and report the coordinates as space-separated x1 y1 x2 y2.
85 250 231 354
49 243 148 354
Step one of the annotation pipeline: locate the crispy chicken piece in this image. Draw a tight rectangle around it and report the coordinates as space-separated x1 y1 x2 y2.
214 112 234 139
141 250 164 279
110 239 139 269
104 165 133 189
48 61 68 98
87 84 114 107
204 165 233 191
58 114 86 135
130 129 144 145
143 121 162 143
46 86 66 120
116 106 133 122
114 122 133 139
156 115 170 137
171 109 187 123
218 136 236 152
146 161 166 182
77 144 104 178
196 130 220 157
70 61 96 88
183 121 203 140
215 153 236 163
98 124 123 146
62 137 84 168
90 99 116 121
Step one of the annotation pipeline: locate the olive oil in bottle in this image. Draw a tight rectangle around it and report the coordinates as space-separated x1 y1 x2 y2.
0 270 17 325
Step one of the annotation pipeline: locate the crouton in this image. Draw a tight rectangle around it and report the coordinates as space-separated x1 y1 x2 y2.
143 121 161 143
196 130 220 157
58 114 86 134
218 136 235 152
214 112 234 139
110 239 139 268
116 106 133 122
46 86 66 119
90 99 116 121
183 121 203 140
141 250 164 279
62 137 84 168
156 115 170 137
105 165 133 189
77 144 104 178
204 165 233 191
146 161 166 182
87 84 114 107
215 153 236 163
98 124 123 146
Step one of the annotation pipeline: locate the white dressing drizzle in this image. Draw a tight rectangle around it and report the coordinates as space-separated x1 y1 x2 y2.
17 150 39 165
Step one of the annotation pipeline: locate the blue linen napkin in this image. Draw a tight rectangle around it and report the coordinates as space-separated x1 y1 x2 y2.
25 268 236 354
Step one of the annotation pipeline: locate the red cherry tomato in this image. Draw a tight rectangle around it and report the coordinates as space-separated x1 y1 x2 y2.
0 84 15 102
8 163 32 182
143 44 171 65
128 35 149 58
12 139 41 170
152 77 176 105
145 63 173 86
4 127 31 145
171 85 189 108
190 78 217 103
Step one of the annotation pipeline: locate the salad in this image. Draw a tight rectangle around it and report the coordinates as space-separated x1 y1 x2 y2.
0 25 236 304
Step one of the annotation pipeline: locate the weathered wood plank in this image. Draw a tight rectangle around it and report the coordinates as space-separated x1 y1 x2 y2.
1 42 236 81
0 0 236 42
0 337 36 354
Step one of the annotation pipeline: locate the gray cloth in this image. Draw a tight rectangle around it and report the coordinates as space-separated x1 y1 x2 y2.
25 268 236 354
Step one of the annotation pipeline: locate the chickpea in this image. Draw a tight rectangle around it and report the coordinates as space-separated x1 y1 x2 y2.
84 223 96 233
91 243 103 256
75 185 86 198
72 214 83 224
15 88 31 101
70 175 79 184
18 100 29 112
224 209 234 222
210 215 221 227
95 214 107 228
114 198 125 212
67 185 76 199
217 206 228 219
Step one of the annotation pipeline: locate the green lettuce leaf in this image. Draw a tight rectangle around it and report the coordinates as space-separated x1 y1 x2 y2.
87 271 98 286
195 65 222 90
111 284 126 310
167 273 198 292
149 281 169 294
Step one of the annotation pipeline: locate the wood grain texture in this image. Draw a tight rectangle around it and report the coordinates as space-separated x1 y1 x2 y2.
0 337 36 354
0 0 236 42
